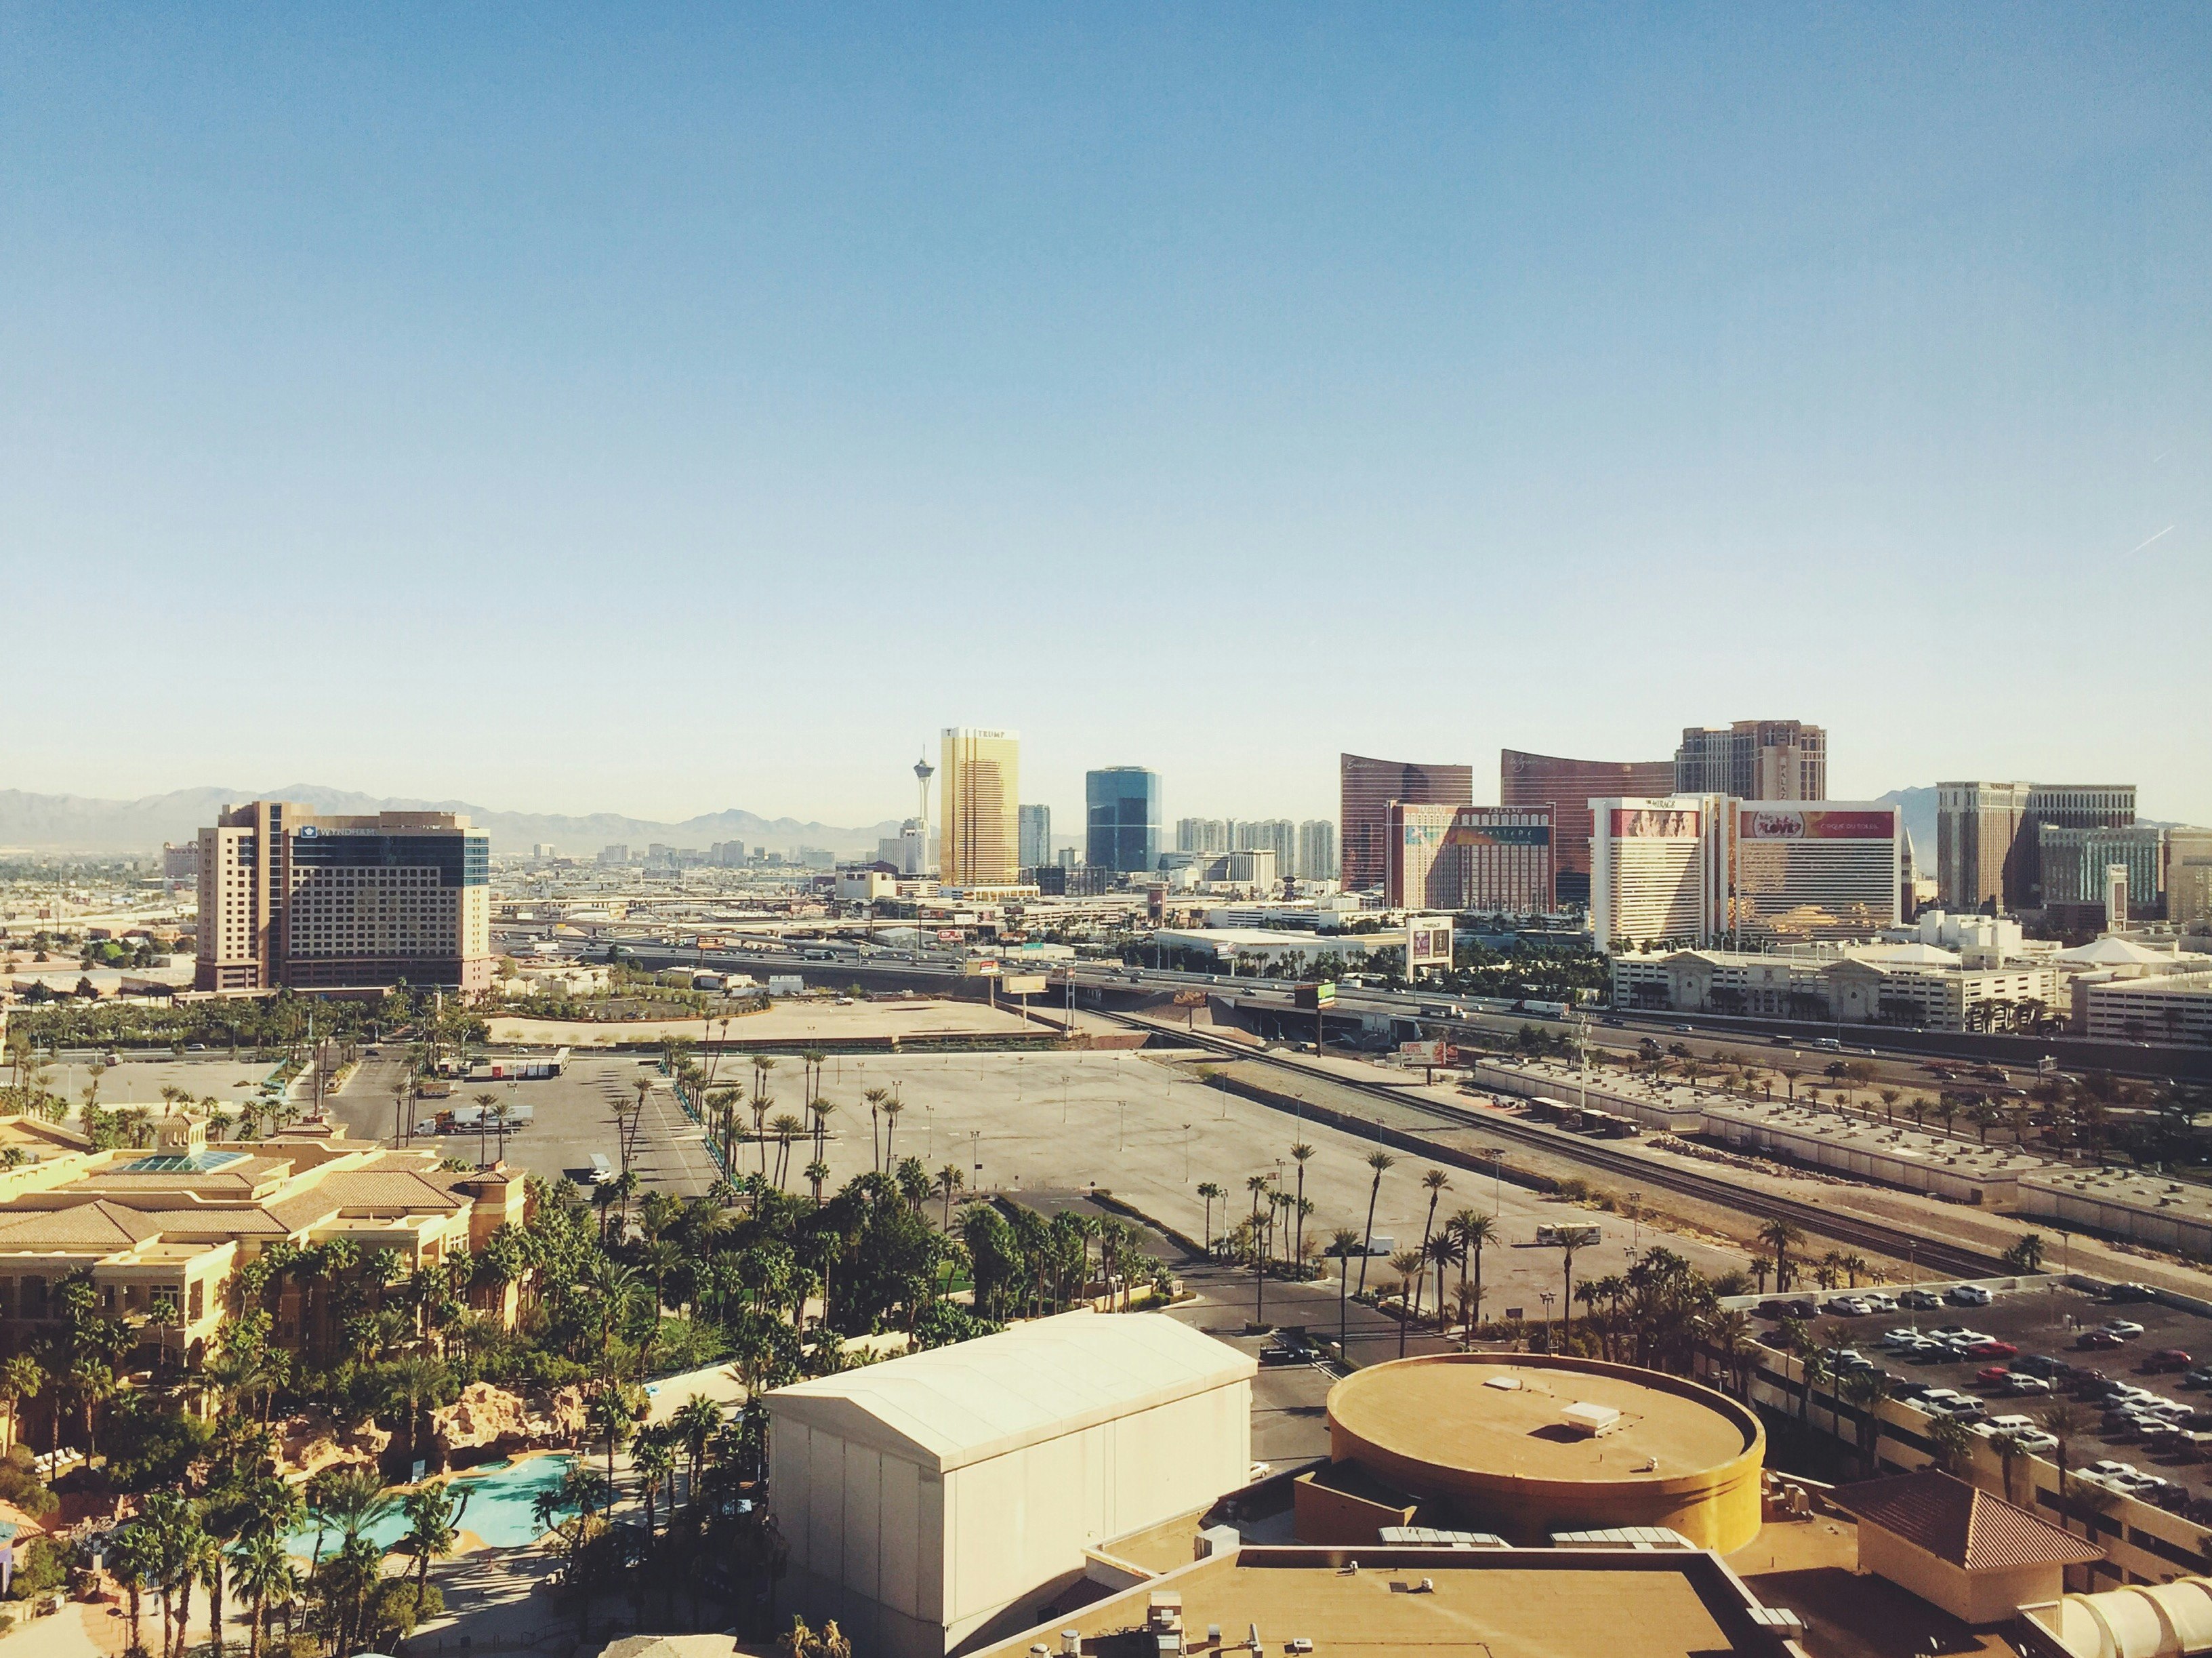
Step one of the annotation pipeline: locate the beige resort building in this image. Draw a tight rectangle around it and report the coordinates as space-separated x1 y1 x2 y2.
0 1111 525 1375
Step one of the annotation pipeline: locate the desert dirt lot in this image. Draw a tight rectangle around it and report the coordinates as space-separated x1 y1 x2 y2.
329 1045 1747 1313
485 994 1044 1049
705 1047 1752 1308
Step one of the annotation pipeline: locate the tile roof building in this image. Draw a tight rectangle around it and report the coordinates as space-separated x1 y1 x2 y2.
1835 1471 2102 1625
0 1110 525 1375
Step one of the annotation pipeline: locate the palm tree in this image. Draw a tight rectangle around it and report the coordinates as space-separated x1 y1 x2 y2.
1925 1413 1973 1475
1414 1169 1450 1308
1758 1217 1804 1291
771 1113 806 1186
1289 1143 1315 1263
935 1164 964 1227
1327 1228 1361 1357
1840 1367 1891 1476
1448 1211 1494 1346
634 1426 676 1536
882 1097 905 1168
1425 1232 1459 1335
1196 1181 1225 1255
861 1087 889 1171
381 1352 451 1470
115 1520 163 1658
1388 1248 1426 1357
1708 1310 1760 1400
398 1482 470 1619
1558 1232 1584 1343
1357 1150 1395 1295
672 1394 721 1509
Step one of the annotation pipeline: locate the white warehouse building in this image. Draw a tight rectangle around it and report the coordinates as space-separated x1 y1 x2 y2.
766 1312 1256 1658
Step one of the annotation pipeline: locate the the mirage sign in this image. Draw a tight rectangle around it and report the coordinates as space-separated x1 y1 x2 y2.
1738 809 1894 841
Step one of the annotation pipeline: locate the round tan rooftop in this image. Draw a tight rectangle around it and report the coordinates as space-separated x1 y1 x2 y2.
1322 1353 1764 1552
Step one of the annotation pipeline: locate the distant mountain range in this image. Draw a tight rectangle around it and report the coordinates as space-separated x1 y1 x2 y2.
0 786 905 858
1875 786 1936 868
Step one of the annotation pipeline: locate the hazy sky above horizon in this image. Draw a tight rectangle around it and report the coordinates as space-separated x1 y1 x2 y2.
5 7 2208 830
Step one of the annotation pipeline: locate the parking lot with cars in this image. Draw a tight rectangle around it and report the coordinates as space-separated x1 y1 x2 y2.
1757 1278 2212 1516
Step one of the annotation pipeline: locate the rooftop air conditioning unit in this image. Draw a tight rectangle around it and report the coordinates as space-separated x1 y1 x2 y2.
1561 1401 1622 1437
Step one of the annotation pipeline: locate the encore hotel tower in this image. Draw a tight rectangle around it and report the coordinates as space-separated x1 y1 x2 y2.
1339 753 1474 895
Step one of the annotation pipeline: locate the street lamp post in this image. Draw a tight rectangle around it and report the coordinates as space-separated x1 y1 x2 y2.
1540 1290 1557 1350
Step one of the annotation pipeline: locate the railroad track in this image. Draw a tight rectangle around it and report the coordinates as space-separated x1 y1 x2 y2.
1109 1011 2010 1279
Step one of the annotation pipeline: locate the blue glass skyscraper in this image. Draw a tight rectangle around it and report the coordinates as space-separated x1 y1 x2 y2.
1086 768 1163 874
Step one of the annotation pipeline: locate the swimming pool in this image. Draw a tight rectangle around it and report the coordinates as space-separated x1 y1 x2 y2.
287 1455 579 1557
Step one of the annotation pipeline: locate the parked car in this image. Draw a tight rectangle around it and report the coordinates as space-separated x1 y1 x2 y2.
2106 1282 2158 1303
2104 1320 2148 1340
2182 1367 2212 1390
2012 1429 2061 1454
2078 1330 2127 1350
1966 1340 2020 1359
1863 1293 1900 1313
1882 1327 1925 1349
1976 1365 2014 1386
1898 1289 1944 1310
2003 1375 2054 1396
2013 1354 2067 1377
1947 1285 1996 1307
1828 1296 1875 1317
2144 1349 2194 1373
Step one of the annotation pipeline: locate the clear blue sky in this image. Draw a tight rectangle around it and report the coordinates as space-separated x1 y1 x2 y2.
4 6 2207 828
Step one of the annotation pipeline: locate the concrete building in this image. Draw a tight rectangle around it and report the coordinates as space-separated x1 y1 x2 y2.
2080 971 2212 1047
1612 945 2064 1033
1232 817 1297 874
161 842 199 884
598 845 631 866
2039 825 2165 923
195 801 492 993
1590 798 1711 948
1303 1355 1763 1553
1176 817 1229 855
1017 804 1052 872
1296 817 1338 882
0 1112 525 1373
1501 749 1675 906
2171 828 2212 930
1154 925 1368 968
1730 803 1902 940
766 1311 1254 1658
1938 782 2031 912
836 865 901 903
1085 769 1162 874
1386 804 1555 914
972 1545 1814 1658
1342 754 1473 895
1938 782 2139 913
1674 720 1826 801
1593 798 1901 949
941 729 1020 889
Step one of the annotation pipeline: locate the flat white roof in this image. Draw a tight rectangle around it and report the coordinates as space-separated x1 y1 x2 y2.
766 1310 1256 1472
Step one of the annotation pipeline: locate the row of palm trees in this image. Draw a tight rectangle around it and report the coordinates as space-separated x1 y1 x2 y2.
101 1428 472 1658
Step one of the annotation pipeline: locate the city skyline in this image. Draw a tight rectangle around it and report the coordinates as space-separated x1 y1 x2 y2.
3 10 2205 822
